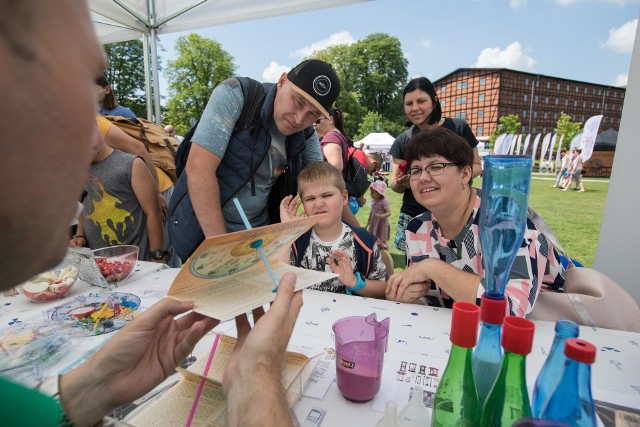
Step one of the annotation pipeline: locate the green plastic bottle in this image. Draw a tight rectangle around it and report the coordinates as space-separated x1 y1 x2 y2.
480 316 535 427
432 301 481 427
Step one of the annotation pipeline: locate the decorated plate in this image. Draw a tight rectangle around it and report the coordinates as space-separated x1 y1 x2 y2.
51 292 141 335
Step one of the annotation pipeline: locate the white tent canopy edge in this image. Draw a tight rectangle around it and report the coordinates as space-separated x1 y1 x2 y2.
89 0 372 123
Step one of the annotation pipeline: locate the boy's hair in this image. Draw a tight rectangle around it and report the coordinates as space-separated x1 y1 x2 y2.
298 162 346 195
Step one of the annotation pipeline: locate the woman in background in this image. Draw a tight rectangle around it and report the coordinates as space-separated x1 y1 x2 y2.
389 77 481 253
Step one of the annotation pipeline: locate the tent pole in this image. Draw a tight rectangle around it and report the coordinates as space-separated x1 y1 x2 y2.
148 0 161 124
150 29 161 124
143 35 152 120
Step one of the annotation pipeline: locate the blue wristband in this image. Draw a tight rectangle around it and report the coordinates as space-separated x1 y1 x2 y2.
346 272 366 295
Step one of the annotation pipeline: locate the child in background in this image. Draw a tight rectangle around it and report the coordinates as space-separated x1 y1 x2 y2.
70 117 169 264
280 162 388 297
366 180 391 249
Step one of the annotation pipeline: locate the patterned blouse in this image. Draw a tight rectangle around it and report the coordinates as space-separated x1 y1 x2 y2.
405 190 565 316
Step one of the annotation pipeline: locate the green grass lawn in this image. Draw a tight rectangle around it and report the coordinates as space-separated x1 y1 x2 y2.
355 174 609 270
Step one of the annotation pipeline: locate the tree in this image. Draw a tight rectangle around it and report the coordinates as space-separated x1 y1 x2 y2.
350 34 408 123
490 114 521 142
164 34 237 135
311 33 408 140
104 40 147 117
354 111 405 142
555 112 582 149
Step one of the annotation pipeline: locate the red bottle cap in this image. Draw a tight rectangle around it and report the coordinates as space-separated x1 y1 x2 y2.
564 338 596 364
480 295 507 325
450 301 480 348
502 316 535 355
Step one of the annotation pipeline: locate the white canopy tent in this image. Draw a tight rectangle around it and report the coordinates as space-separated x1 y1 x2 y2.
89 0 372 123
354 132 394 153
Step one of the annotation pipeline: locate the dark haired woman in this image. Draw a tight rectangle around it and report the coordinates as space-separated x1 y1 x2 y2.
389 77 481 252
96 76 137 118
386 127 565 316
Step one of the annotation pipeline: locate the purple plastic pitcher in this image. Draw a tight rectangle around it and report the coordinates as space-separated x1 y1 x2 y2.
332 313 390 402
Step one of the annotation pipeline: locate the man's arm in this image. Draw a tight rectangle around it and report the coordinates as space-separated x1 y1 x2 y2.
185 144 227 238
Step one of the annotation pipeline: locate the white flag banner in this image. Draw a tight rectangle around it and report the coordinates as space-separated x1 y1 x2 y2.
548 134 557 164
497 134 512 155
531 133 542 163
580 115 603 162
570 132 583 150
508 134 517 154
515 134 522 155
540 133 552 165
522 134 531 155
494 133 506 154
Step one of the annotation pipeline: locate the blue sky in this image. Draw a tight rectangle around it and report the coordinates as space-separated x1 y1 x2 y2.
156 0 638 94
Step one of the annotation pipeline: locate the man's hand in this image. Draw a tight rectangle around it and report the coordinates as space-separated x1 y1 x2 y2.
279 195 304 223
223 273 303 426
60 298 218 426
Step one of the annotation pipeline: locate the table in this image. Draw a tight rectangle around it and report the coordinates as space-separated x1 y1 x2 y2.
2 265 639 426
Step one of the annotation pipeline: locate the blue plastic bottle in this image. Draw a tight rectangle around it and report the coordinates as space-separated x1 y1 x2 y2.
531 320 579 417
472 295 506 407
540 338 597 427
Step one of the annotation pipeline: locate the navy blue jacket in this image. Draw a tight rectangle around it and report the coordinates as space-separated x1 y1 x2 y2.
168 78 312 262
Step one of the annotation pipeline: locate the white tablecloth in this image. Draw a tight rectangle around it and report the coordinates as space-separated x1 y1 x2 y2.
1 265 639 426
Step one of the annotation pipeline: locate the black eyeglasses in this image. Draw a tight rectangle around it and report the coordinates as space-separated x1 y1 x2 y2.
409 162 457 180
314 117 327 125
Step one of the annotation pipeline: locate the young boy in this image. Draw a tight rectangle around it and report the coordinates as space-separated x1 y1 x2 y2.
280 162 388 297
70 116 168 264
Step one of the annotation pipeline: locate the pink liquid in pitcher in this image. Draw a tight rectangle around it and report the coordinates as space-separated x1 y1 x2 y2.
336 362 382 402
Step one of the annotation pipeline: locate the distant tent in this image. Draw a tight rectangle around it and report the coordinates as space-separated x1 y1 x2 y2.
354 132 395 153
594 128 618 151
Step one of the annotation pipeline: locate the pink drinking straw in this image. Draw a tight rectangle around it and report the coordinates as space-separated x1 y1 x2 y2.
185 334 221 427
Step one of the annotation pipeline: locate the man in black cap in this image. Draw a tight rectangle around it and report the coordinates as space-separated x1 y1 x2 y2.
168 59 342 261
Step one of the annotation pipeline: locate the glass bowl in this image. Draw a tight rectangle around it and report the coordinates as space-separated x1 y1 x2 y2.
20 265 79 302
92 245 139 283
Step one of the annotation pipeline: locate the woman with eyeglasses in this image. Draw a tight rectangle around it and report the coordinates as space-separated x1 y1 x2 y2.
388 77 482 253
385 127 565 316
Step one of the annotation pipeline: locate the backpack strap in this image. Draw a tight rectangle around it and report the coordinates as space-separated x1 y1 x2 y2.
292 229 313 267
345 223 377 277
234 77 266 136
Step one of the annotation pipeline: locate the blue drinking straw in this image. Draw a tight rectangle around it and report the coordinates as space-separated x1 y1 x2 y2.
232 198 279 292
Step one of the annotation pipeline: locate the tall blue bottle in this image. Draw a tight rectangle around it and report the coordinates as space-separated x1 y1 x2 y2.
540 338 597 427
472 295 506 407
531 320 579 417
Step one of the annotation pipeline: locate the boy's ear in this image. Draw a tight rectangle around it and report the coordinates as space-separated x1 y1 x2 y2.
343 190 349 204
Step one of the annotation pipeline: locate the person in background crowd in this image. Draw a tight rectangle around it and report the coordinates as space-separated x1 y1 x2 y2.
0 2 306 426
366 180 391 250
96 75 137 118
165 124 184 143
551 149 569 188
389 77 481 254
314 107 361 226
386 127 565 317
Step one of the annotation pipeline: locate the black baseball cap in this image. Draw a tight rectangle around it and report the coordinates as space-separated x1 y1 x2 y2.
287 59 340 118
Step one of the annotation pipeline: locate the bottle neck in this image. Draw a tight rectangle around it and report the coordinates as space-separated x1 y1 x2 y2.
500 351 528 384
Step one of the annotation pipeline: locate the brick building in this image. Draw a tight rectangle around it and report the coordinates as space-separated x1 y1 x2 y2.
434 68 626 139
